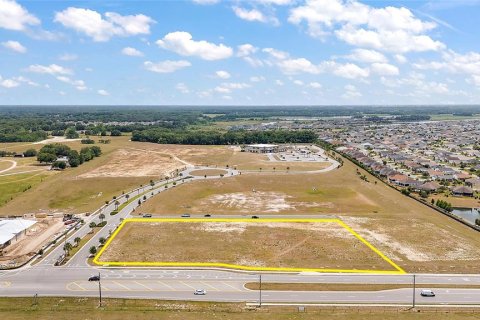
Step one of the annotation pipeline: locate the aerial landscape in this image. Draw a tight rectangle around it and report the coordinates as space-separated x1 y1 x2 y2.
1 0 480 319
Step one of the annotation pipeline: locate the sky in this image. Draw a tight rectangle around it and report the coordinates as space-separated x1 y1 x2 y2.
1 0 480 106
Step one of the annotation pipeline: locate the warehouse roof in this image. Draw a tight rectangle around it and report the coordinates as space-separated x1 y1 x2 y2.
0 219 36 245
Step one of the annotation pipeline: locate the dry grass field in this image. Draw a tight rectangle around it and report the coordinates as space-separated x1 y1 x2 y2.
0 297 477 320
97 220 396 271
137 157 480 274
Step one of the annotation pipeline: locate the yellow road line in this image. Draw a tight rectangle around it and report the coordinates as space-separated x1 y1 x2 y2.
134 280 153 291
94 218 405 274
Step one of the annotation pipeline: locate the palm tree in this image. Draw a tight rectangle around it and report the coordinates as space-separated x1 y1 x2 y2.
99 237 106 245
89 222 96 228
150 180 155 189
89 246 97 255
114 200 120 210
99 213 105 223
125 194 130 202
74 237 81 246
63 242 73 256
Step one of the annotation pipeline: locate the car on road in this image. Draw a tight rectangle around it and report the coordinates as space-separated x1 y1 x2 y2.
194 289 206 295
251 215 259 219
181 213 191 218
88 275 100 281
204 214 211 217
143 214 152 218
420 289 435 297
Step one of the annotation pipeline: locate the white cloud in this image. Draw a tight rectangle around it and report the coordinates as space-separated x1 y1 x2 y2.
214 86 231 94
121 47 143 57
394 54 407 64
250 76 265 82
237 43 258 57
59 53 78 61
275 79 284 86
0 0 40 31
157 31 232 60
233 7 267 23
263 47 290 60
192 0 219 4
144 60 191 73
346 48 387 63
332 62 369 79
215 70 231 79
278 58 322 74
309 81 322 88
54 7 155 42
1 40 26 53
288 0 444 53
97 89 109 96
370 62 399 76
27 64 72 75
258 0 294 4
56 76 87 90
0 76 20 88
13 76 38 86
176 82 189 93
343 84 362 99
215 82 251 93
293 79 304 86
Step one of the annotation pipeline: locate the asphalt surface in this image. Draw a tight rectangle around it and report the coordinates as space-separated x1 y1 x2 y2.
1 165 480 306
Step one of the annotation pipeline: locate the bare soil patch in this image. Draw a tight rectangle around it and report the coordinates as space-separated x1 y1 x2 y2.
79 148 184 178
98 220 394 271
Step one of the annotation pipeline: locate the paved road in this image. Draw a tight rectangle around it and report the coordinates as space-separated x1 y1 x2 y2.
1 151 480 306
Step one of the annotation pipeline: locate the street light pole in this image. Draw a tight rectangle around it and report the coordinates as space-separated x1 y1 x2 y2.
259 274 262 307
98 272 102 307
412 274 416 309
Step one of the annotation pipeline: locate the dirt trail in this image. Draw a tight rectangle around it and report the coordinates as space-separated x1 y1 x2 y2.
0 160 17 174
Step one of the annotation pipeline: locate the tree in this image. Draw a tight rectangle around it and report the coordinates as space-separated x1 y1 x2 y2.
99 213 105 222
74 237 81 246
23 149 37 157
110 129 122 136
65 127 79 139
89 246 97 255
89 222 96 228
99 237 106 245
52 161 67 170
63 242 73 255
125 194 130 201
37 152 57 164
114 200 120 210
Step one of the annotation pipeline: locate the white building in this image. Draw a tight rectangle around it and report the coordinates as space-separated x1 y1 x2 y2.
0 219 37 250
244 144 286 153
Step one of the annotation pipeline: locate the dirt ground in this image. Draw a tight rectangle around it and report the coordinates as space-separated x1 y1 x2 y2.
79 148 185 178
98 221 396 271
0 218 64 264
137 157 480 274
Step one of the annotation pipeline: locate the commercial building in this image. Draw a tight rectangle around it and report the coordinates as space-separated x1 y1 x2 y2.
244 144 286 153
0 219 37 251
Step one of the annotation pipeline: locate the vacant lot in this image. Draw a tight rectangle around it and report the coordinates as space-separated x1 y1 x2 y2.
138 157 480 273
97 220 397 272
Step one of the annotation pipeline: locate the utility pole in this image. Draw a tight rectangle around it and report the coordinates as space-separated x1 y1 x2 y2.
259 274 262 307
412 274 416 309
98 272 102 307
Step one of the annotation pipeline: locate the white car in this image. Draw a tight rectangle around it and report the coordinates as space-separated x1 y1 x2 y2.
194 289 206 295
420 289 435 297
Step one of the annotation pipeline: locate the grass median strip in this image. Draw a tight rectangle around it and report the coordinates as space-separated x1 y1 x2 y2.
244 283 480 291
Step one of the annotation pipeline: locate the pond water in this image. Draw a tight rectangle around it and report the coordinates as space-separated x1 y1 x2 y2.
452 208 480 225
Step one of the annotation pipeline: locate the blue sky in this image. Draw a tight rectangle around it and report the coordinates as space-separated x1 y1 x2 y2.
1 0 480 105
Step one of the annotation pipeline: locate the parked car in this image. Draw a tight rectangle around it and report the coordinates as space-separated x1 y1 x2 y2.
420 289 435 297
194 289 206 295
88 275 100 281
181 213 191 218
143 214 152 218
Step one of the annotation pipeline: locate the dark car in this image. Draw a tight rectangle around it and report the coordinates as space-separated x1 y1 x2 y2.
88 275 100 281
204 214 211 217
251 215 259 219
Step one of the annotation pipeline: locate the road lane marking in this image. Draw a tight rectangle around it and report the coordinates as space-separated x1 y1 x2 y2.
180 281 197 290
134 281 153 291
201 281 220 291
223 282 242 292
158 281 176 291
112 280 132 291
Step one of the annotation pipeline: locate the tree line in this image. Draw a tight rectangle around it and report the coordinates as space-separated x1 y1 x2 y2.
37 143 102 168
131 129 317 145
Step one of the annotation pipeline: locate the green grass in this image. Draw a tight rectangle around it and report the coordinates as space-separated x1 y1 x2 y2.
0 172 49 206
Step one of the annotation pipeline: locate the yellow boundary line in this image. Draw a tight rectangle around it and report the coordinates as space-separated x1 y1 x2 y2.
93 218 405 274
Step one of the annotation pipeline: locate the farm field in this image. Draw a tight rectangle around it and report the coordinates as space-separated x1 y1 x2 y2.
96 219 399 272
137 155 480 274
